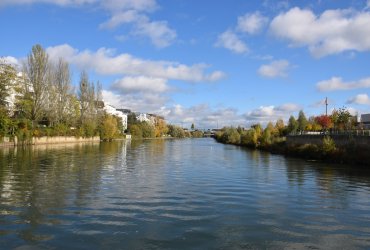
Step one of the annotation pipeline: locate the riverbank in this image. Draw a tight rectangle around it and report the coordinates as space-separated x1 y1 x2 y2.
0 136 101 147
214 131 370 167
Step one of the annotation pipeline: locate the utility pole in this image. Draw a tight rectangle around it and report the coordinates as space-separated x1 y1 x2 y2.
325 97 328 116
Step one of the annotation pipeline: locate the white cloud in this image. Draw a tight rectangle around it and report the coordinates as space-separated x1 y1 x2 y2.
46 44 225 82
258 60 290 78
112 76 168 93
0 0 176 48
347 93 370 105
163 104 247 128
215 30 248 54
245 103 301 125
237 12 268 34
132 16 177 48
0 0 96 6
270 7 370 57
316 76 370 91
99 10 139 30
102 90 168 113
1 56 20 67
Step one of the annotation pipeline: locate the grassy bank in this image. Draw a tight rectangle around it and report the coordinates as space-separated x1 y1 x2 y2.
214 127 370 167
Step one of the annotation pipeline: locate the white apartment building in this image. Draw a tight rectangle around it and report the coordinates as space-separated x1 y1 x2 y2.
103 104 128 131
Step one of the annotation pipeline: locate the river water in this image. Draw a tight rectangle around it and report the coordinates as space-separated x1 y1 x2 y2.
1 139 370 249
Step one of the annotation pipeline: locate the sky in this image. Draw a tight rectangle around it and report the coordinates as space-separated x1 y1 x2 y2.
1 0 370 129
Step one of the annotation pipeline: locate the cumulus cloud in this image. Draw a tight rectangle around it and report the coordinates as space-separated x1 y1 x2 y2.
112 76 168 93
237 12 268 34
46 44 225 82
347 93 370 105
0 0 176 48
1 56 20 67
163 104 247 128
270 7 370 57
132 16 176 48
245 103 301 125
316 76 370 91
258 60 290 78
215 30 248 54
102 89 169 113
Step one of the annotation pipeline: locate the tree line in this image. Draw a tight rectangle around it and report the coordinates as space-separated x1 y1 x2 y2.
0 44 204 141
0 44 123 141
215 109 357 148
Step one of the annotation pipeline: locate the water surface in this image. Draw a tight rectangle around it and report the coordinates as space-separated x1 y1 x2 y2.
1 139 370 249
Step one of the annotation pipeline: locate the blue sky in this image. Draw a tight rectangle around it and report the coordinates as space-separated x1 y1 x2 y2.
1 0 370 128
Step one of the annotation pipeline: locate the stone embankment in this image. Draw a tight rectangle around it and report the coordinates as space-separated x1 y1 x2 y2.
0 136 101 147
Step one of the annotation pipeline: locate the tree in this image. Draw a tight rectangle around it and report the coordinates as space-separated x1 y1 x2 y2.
0 59 17 108
297 110 308 132
336 107 351 130
100 114 118 141
221 127 240 144
275 119 285 136
52 58 72 125
191 123 195 130
287 115 298 134
167 125 186 138
315 115 332 130
154 118 168 137
22 44 50 127
78 71 96 125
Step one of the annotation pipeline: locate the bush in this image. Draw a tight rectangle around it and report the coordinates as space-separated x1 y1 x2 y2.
167 125 186 138
222 128 240 144
322 136 336 154
100 115 119 141
141 122 155 138
129 124 143 138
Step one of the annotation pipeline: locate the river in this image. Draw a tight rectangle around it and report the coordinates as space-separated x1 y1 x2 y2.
1 139 370 249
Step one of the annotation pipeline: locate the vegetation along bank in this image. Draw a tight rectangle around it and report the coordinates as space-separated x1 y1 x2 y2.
214 110 370 167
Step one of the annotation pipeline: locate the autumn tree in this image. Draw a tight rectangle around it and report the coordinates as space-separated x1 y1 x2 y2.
154 118 168 137
100 114 118 141
275 119 285 136
315 115 332 130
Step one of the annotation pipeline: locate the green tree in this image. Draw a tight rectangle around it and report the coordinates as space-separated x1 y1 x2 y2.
167 125 186 138
260 126 272 146
221 127 240 144
287 115 298 134
191 123 195 130
240 128 258 147
0 59 17 108
297 110 308 132
336 107 351 130
22 44 50 127
141 122 155 138
275 119 285 136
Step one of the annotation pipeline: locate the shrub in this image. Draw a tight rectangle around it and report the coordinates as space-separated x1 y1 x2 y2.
322 136 336 154
222 127 240 144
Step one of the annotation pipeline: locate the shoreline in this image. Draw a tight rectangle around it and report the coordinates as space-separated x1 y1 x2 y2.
213 138 370 167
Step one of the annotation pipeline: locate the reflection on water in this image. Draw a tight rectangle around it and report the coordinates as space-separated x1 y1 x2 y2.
1 139 370 249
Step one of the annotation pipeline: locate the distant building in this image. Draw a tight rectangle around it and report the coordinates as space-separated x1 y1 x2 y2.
361 114 370 129
117 108 131 114
136 113 151 123
103 104 128 131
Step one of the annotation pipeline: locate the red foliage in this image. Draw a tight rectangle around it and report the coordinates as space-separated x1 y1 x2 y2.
315 115 333 129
